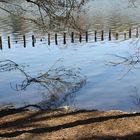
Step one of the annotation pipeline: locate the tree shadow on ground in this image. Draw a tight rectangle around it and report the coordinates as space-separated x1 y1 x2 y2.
0 107 140 139
0 105 43 118
0 107 96 129
79 132 140 140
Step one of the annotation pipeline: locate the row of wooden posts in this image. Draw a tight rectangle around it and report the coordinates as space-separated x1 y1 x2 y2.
0 27 139 50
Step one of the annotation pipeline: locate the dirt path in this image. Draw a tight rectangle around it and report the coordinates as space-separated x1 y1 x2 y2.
0 107 140 140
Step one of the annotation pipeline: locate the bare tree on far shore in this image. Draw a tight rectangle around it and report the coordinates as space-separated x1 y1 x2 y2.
0 0 89 31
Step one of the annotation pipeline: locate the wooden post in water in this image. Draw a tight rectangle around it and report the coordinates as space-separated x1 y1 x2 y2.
129 28 131 38
124 32 126 40
79 33 82 43
23 35 26 48
71 32 74 43
55 33 58 45
101 30 104 41
48 33 50 45
109 29 111 41
136 27 139 38
32 35 35 47
8 36 11 49
63 33 66 44
0 36 2 50
94 30 97 42
115 32 118 40
86 31 88 42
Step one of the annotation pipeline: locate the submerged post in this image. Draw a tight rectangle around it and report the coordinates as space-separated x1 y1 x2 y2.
79 33 82 43
101 30 104 41
94 30 97 42
129 28 131 38
86 31 88 42
0 36 2 50
48 33 50 45
109 29 111 41
63 32 66 44
32 35 35 47
55 33 58 45
23 35 26 48
115 32 118 40
136 27 139 38
124 32 126 40
8 36 11 49
71 32 74 43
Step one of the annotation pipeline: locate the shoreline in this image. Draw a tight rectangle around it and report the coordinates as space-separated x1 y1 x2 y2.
0 106 140 139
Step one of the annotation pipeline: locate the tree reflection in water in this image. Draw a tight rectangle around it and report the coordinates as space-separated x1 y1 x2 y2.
130 87 140 112
0 59 86 109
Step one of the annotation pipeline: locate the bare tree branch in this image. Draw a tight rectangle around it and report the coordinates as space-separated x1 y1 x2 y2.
0 0 89 31
0 59 86 109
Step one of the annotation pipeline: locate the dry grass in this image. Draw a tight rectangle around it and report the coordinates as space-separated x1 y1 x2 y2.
0 108 140 140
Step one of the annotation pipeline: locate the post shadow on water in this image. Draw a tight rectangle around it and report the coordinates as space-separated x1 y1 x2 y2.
0 106 140 139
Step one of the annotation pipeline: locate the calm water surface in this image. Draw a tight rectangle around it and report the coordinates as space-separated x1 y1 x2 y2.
0 0 140 111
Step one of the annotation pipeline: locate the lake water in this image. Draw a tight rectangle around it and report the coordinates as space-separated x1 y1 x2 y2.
1 0 140 112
